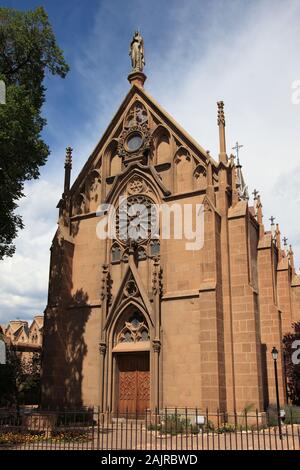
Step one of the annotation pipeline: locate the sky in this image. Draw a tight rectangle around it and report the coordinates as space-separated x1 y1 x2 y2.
0 0 300 324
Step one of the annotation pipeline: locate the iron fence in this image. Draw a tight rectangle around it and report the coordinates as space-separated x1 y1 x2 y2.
0 406 300 450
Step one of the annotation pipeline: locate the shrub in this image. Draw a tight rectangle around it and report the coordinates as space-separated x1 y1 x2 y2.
267 404 300 426
148 413 194 435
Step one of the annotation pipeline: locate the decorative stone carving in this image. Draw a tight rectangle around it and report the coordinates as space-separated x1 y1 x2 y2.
152 257 162 297
73 190 86 215
118 102 152 166
124 280 138 298
158 266 163 298
128 177 145 194
100 264 112 306
99 341 107 356
117 313 149 344
125 102 148 129
152 338 161 353
115 195 158 245
217 101 225 126
100 264 109 301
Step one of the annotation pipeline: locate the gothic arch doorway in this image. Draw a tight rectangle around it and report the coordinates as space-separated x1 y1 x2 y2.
113 310 150 416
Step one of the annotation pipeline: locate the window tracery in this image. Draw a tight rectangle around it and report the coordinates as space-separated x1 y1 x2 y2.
117 312 150 344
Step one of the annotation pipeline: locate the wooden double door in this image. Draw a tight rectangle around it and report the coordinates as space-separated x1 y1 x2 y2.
117 352 150 415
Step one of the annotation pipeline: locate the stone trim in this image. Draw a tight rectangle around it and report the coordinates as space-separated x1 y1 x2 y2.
70 211 99 222
162 290 199 301
199 281 217 292
67 301 102 309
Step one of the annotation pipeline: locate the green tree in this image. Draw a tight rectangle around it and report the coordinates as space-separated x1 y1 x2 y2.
283 322 300 405
0 343 41 407
0 6 69 258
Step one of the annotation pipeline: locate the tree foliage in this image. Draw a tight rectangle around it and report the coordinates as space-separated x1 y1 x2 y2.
0 6 69 258
283 322 300 405
0 341 41 407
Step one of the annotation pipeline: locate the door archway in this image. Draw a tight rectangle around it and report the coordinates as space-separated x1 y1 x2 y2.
113 310 150 416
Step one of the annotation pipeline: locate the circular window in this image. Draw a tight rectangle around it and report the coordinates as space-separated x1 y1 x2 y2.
126 133 143 152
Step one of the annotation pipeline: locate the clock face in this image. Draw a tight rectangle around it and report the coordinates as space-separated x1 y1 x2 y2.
126 132 143 152
116 196 158 243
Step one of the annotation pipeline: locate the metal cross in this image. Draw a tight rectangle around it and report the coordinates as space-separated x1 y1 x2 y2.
252 189 259 200
269 216 276 226
232 141 244 165
283 237 288 247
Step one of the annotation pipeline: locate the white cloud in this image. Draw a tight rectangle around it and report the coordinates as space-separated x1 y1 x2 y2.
1 0 300 323
0 180 60 323
147 0 300 263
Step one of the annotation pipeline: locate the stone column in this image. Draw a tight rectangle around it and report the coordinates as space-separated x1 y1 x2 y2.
152 257 162 410
99 341 107 412
217 101 227 164
63 147 72 196
152 339 161 411
99 264 109 411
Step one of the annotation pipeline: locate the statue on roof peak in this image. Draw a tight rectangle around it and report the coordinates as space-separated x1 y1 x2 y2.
129 31 145 72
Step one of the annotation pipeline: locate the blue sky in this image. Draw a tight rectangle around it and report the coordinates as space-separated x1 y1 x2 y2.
1 0 300 323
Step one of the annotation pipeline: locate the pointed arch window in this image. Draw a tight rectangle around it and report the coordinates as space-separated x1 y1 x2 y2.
117 312 150 344
150 239 160 257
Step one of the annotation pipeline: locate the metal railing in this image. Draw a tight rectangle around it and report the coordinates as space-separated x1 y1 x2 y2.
0 407 300 450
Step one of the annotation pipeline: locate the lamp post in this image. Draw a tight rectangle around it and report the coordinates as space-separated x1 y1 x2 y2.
271 346 282 440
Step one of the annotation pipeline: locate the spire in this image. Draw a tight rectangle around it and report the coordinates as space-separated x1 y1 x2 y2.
275 224 281 253
232 142 243 167
256 195 263 225
217 101 227 163
63 146 72 195
230 154 239 206
128 31 147 88
206 151 215 203
256 195 265 238
288 245 295 272
269 216 276 238
232 143 249 201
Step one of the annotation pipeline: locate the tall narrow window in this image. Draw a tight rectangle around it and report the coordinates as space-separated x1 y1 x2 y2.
111 244 121 263
150 240 160 257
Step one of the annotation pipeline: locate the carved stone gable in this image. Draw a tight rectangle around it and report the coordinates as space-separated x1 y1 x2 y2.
104 260 153 331
118 101 153 167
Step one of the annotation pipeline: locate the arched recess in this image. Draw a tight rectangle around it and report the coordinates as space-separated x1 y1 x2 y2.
114 308 150 348
174 147 194 193
153 126 171 165
107 166 163 210
193 163 207 191
108 303 152 415
107 299 154 351
107 140 121 177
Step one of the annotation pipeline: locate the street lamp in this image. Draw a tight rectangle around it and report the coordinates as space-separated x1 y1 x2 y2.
271 346 282 440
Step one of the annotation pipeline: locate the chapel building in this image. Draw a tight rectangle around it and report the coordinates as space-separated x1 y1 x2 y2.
41 35 300 414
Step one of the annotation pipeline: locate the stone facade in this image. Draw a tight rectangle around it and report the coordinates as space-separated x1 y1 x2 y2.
41 71 300 413
3 315 43 361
